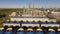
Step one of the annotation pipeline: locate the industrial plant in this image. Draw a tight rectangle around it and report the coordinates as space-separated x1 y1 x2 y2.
0 3 59 34
0 1 60 34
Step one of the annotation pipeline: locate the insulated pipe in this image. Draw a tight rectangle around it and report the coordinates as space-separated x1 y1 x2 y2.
19 20 24 28
37 21 41 28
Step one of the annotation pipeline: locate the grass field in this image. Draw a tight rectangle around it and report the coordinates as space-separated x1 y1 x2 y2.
0 8 24 28
0 23 3 28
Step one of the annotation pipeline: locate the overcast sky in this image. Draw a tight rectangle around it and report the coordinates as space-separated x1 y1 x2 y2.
0 0 60 8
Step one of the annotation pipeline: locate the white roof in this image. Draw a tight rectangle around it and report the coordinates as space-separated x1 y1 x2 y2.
41 24 59 27
58 29 60 31
18 28 24 31
0 28 4 30
27 28 33 31
7 20 9 21
52 12 60 13
48 29 55 31
36 28 42 31
22 14 32 17
7 28 12 30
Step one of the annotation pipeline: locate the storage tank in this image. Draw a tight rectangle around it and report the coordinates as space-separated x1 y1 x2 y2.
27 28 33 34
36 28 44 34
17 28 24 34
57 29 60 34
47 29 56 34
5 28 12 34
0 28 4 34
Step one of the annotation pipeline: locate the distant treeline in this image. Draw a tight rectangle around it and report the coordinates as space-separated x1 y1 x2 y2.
0 8 24 15
0 8 60 15
0 15 6 18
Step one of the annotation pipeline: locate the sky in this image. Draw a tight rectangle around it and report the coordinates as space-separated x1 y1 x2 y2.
0 0 60 8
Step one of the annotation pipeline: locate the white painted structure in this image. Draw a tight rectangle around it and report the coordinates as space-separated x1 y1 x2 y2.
48 29 55 31
18 28 24 31
3 23 20 27
9 12 16 16
10 17 56 22
58 29 60 31
36 28 43 31
51 12 60 19
7 28 12 30
22 24 39 27
22 14 32 17
27 28 33 31
49 19 57 22
11 17 49 22
0 28 4 30
41 24 59 27
47 10 50 12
